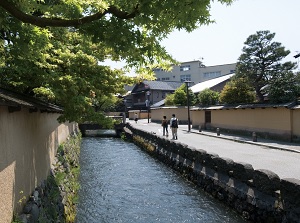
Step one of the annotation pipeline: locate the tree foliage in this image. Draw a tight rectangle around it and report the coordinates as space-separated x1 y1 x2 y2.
267 72 300 103
236 30 296 102
164 93 175 106
0 0 233 123
173 89 187 106
219 77 256 104
198 88 219 106
172 84 197 106
0 24 130 125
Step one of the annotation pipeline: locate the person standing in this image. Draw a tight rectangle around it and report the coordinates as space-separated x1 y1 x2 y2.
134 113 138 123
161 115 169 136
170 114 178 140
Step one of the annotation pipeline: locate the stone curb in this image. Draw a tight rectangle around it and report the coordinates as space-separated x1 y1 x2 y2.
186 129 300 154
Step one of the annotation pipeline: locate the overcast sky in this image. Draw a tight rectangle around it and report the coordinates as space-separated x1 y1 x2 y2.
161 0 300 67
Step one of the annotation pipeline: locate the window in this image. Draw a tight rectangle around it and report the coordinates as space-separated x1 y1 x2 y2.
180 65 191 71
203 71 221 78
180 74 191 82
162 77 170 81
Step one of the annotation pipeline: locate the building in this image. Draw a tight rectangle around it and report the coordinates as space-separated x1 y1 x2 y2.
154 60 236 84
190 73 235 94
129 81 183 110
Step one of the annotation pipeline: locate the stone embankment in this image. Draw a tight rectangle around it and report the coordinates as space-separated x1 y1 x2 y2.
14 132 81 223
124 123 300 223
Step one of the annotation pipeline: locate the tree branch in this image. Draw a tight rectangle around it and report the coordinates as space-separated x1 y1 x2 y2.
0 0 139 27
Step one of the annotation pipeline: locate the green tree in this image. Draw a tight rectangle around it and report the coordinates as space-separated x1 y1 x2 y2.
198 88 219 106
0 24 130 124
219 77 256 104
267 71 300 103
295 71 300 84
164 93 175 106
0 0 233 123
172 84 197 106
173 89 186 106
236 30 296 102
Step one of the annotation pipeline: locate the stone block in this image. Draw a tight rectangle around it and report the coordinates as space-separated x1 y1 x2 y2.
213 157 235 174
176 142 189 157
194 149 207 163
184 146 198 161
281 178 300 207
232 162 254 182
253 169 280 196
203 153 219 169
281 178 300 223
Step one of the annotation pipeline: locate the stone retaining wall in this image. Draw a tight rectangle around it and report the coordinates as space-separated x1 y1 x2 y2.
124 123 300 223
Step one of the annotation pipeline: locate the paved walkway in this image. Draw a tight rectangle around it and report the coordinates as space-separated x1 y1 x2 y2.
127 119 300 180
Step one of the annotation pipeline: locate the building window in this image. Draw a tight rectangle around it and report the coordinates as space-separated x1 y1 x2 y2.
180 74 191 82
203 71 221 78
180 65 190 72
162 77 170 81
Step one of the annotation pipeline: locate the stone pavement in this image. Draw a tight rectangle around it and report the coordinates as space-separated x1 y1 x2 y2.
127 119 300 180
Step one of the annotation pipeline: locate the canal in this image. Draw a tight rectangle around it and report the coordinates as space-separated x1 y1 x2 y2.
76 137 246 223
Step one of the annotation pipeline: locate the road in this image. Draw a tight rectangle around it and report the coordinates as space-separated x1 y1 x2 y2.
127 119 300 180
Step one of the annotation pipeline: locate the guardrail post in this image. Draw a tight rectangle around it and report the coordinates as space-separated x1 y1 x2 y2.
252 132 257 142
217 128 220 136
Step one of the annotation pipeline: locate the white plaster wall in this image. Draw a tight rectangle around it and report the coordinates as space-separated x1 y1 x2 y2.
157 107 300 139
292 109 300 136
151 107 189 123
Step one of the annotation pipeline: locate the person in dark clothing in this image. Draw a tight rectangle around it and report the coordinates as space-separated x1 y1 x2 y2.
161 115 169 136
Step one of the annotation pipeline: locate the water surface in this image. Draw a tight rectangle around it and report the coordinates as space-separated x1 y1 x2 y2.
76 137 245 223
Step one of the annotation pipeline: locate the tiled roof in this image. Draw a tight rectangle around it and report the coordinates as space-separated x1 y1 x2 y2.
190 101 298 110
143 81 183 91
0 87 63 113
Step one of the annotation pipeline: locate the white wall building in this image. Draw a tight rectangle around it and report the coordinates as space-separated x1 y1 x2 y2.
154 60 236 84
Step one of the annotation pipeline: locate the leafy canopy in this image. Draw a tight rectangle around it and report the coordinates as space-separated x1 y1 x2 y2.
173 84 197 106
164 93 175 106
198 88 219 106
235 30 296 102
0 0 233 123
219 77 256 104
267 71 300 103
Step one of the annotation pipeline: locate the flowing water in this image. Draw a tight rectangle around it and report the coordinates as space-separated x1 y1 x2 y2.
76 137 246 223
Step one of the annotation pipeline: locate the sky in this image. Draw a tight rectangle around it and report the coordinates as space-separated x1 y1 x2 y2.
106 0 300 72
161 0 300 66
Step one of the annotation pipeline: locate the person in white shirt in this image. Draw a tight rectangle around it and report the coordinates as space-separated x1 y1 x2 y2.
170 114 178 140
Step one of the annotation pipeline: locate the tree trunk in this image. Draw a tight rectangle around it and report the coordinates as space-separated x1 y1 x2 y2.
255 87 264 102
